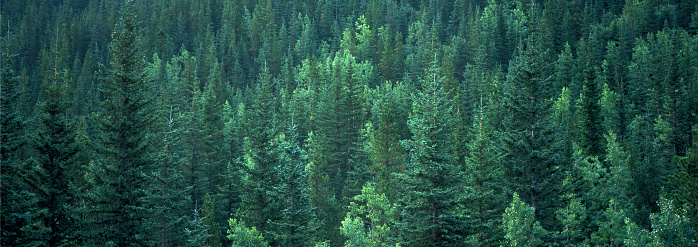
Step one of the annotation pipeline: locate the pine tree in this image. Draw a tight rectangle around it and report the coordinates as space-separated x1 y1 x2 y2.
202 194 222 247
396 57 464 246
340 182 397 247
199 60 229 241
25 70 83 246
267 125 317 247
312 47 371 245
502 193 547 247
670 127 698 229
238 65 280 243
1 34 39 247
463 95 507 246
144 83 192 247
576 61 604 158
599 83 622 138
88 2 157 245
500 5 563 231
365 81 410 202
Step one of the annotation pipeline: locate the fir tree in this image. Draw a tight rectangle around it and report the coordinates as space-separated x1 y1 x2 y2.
1 34 38 247
503 193 548 247
238 65 280 243
576 61 604 158
267 125 317 247
88 2 158 245
463 95 507 246
312 47 371 245
500 6 563 231
365 81 410 202
669 127 698 229
397 57 464 246
25 70 83 246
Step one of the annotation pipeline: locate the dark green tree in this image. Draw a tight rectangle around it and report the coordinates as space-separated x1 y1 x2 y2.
238 65 280 244
500 5 563 231
670 127 698 229
1 34 39 247
365 81 410 202
202 194 222 247
312 47 372 245
396 57 464 246
24 70 83 246
88 2 158 245
576 61 604 158
267 125 317 247
462 95 507 246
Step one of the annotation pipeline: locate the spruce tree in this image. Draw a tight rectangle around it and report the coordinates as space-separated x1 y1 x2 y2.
25 70 83 246
1 35 38 247
502 193 548 247
238 65 280 243
397 57 464 246
500 6 563 231
88 2 157 245
143 56 197 246
463 96 507 246
576 61 604 158
669 127 698 229
267 125 317 247
365 81 410 202
312 47 371 245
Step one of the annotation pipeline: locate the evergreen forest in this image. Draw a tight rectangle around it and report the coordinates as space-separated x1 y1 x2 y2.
2 0 698 246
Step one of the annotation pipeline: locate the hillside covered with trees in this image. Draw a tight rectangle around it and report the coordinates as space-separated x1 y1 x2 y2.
2 0 698 246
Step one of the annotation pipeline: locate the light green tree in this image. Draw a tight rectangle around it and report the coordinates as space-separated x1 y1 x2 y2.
503 193 547 247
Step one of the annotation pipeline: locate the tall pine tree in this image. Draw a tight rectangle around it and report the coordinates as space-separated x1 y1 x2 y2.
25 69 83 246
396 56 464 246
88 1 157 245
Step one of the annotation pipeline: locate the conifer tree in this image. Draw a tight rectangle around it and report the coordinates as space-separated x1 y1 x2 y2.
25 69 83 246
144 82 193 247
463 95 506 246
365 81 410 202
199 60 229 237
503 193 547 247
500 5 563 230
670 127 698 229
202 194 222 247
312 47 371 245
1 34 38 247
88 2 157 245
267 125 317 247
396 57 464 246
238 65 280 243
576 61 604 158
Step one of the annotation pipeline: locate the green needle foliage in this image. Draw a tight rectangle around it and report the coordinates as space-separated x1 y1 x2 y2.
87 2 158 245
396 57 464 246
503 193 547 247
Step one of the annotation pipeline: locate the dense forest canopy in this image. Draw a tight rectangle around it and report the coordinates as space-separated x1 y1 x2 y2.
2 0 698 246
